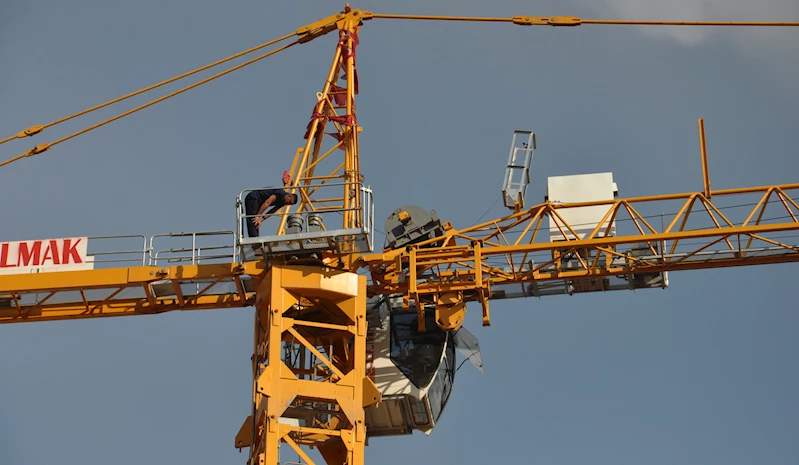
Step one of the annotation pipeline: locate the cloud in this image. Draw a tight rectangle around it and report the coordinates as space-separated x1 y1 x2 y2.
589 0 799 47
587 0 799 82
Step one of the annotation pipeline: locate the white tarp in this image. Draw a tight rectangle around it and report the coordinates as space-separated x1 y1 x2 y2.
453 326 484 374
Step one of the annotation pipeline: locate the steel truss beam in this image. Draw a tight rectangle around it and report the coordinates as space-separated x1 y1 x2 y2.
4 184 798 328
361 184 799 329
0 262 264 324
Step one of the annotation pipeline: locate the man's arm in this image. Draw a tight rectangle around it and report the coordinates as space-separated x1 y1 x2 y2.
256 195 276 217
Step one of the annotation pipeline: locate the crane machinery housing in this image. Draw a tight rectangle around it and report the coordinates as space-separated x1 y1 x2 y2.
2 5 799 465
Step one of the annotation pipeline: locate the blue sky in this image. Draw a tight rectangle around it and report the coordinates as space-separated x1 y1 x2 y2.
1 1 798 464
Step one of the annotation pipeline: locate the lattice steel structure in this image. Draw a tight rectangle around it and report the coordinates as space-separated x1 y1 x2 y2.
2 6 799 465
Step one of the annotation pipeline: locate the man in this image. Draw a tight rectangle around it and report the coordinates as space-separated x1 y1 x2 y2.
244 173 298 238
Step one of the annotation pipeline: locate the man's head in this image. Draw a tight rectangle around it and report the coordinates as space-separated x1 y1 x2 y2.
284 193 298 205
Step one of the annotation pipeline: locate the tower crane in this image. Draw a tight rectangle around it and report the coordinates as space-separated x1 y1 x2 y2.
2 6 799 465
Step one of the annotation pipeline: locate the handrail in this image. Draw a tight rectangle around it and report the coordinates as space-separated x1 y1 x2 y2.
87 234 149 266
4 191 376 273
236 181 375 254
149 231 237 266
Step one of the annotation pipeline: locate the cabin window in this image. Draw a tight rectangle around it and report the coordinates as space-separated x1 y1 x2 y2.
426 336 456 422
389 310 446 389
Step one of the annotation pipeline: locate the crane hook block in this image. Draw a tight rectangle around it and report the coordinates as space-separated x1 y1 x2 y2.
513 16 582 26
17 125 44 139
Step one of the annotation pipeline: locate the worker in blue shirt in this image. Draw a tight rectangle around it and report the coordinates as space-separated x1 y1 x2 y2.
245 172 298 237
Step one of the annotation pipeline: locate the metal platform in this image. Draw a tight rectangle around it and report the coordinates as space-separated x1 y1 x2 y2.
240 228 371 258
236 182 375 260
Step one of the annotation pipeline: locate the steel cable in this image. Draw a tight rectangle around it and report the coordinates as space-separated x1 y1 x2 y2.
0 32 295 148
1 39 299 169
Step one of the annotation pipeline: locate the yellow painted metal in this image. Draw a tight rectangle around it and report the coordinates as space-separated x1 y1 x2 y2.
277 8 366 241
0 294 249 324
2 8 799 465
295 7 373 43
0 262 263 324
0 42 300 169
699 118 711 198
3 183 796 329
0 8 371 168
244 264 378 465
435 292 466 331
0 34 296 149
372 13 799 27
363 184 799 311
2 7 797 165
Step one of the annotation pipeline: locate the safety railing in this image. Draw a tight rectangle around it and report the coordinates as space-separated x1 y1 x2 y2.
362 184 375 251
3 183 376 274
236 181 375 258
75 231 240 269
86 234 149 267
149 231 237 266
